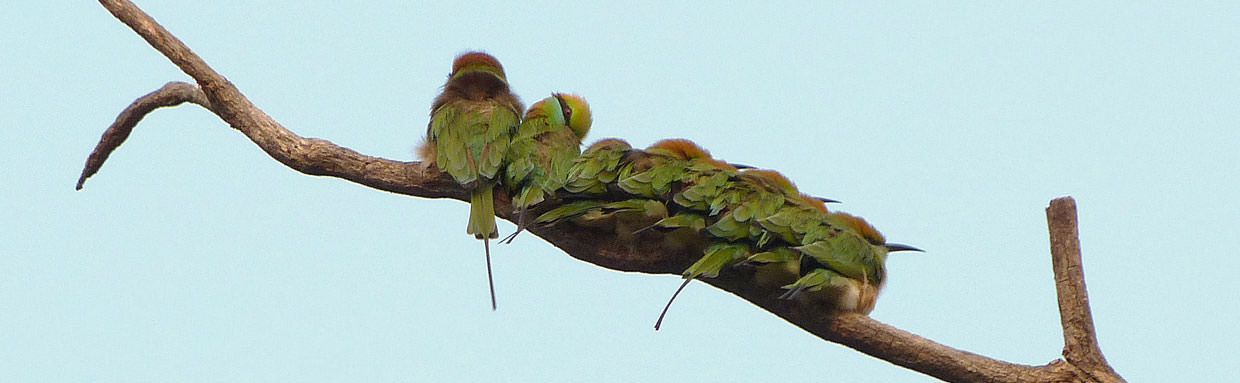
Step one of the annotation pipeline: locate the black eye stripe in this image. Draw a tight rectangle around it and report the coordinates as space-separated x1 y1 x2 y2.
555 96 572 122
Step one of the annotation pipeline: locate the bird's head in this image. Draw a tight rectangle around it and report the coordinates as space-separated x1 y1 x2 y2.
553 93 593 139
647 138 711 160
582 138 631 154
828 211 924 254
450 51 507 81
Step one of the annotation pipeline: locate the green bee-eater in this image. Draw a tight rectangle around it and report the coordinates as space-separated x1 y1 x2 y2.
616 139 696 199
418 51 523 310
781 212 921 313
704 169 803 245
502 93 593 243
633 140 753 329
656 166 845 329
564 138 634 194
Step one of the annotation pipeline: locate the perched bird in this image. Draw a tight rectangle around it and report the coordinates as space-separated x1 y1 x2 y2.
618 138 732 199
781 212 922 314
631 140 750 330
705 169 802 246
750 170 831 246
538 138 683 244
720 171 827 292
417 51 523 310
564 138 634 194
655 167 846 329
502 94 592 243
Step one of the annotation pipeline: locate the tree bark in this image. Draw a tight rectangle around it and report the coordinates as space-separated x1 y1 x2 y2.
79 1 1125 382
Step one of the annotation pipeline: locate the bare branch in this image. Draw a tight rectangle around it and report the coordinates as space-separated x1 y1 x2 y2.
1047 197 1126 383
90 0 468 201
83 1 1124 382
77 81 208 190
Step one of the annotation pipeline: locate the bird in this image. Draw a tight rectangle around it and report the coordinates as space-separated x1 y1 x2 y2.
417 51 523 310
502 93 592 243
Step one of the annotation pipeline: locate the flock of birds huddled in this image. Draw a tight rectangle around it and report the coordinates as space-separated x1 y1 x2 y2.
418 51 919 328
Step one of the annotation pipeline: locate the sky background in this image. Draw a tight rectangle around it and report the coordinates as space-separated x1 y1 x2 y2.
3 1 1238 382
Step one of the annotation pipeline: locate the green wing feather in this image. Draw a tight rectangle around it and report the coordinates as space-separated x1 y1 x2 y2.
430 99 520 239
683 242 749 279
796 234 884 284
781 268 849 298
431 101 519 186
565 139 631 194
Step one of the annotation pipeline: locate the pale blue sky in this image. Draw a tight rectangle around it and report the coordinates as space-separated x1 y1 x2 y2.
3 1 1238 382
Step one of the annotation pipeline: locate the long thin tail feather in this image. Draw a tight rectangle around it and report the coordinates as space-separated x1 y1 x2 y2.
484 239 496 310
654 278 693 331
468 185 498 310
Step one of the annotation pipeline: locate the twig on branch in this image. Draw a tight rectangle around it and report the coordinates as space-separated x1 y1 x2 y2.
82 1 1125 382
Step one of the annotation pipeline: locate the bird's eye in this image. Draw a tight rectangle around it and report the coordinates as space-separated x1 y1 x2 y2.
557 96 573 122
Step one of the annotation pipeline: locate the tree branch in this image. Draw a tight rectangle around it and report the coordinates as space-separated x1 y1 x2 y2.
82 1 1125 382
77 81 209 190
1047 197 1125 383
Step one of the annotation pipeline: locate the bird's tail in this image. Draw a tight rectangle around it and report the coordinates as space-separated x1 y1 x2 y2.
467 184 498 239
467 184 499 310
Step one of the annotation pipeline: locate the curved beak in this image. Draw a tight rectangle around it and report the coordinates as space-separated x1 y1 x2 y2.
814 196 841 204
885 243 924 253
728 162 755 169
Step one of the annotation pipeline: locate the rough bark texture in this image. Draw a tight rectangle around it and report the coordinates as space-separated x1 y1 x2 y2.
1047 198 1125 383
80 1 1126 382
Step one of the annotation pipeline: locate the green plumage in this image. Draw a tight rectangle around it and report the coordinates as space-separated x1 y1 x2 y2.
430 103 519 238
535 199 666 229
746 246 800 265
649 212 706 232
672 171 734 212
683 242 749 279
782 268 850 298
528 134 915 318
756 204 823 244
777 212 908 313
795 233 885 285
564 139 632 194
706 182 785 244
468 185 498 239
505 96 587 210
616 164 685 199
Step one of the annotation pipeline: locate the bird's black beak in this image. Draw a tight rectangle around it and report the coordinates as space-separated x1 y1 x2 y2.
814 196 841 204
885 243 924 253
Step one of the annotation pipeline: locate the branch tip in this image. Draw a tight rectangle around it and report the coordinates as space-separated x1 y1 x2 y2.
76 82 210 190
1046 196 1125 383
